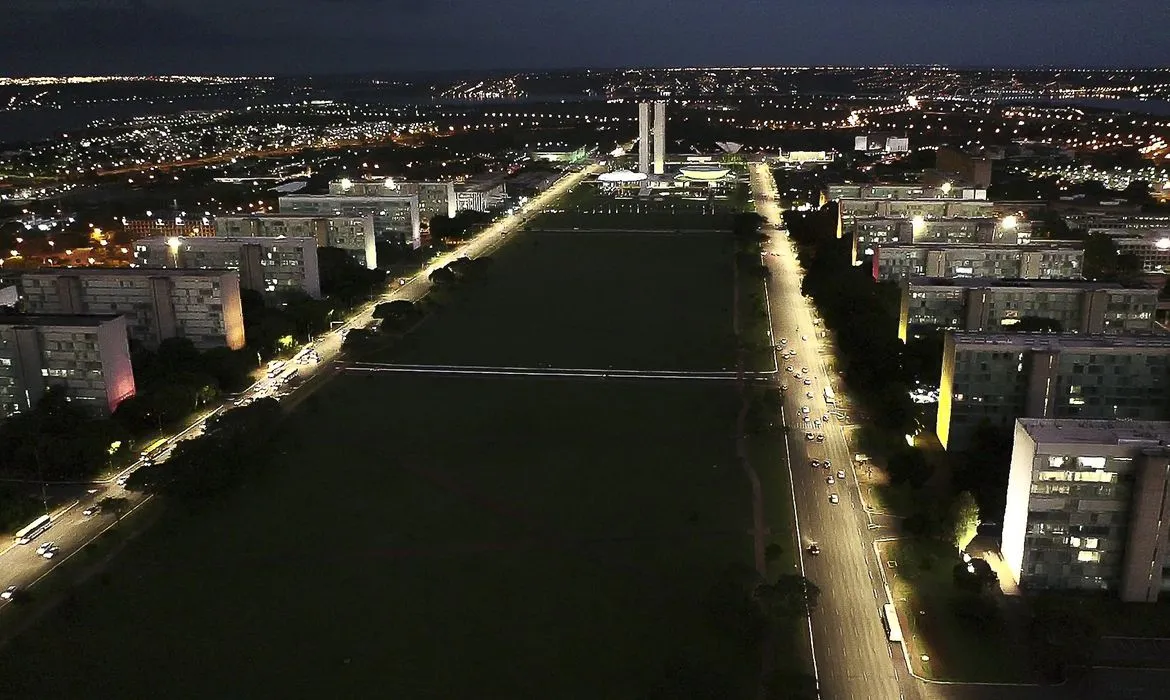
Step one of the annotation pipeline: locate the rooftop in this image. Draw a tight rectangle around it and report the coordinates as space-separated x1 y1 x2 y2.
137 236 316 247
0 267 237 279
879 242 1082 252
951 331 1170 350
1018 418 1170 447
909 276 1145 291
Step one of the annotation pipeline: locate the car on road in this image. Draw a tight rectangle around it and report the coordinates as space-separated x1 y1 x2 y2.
813 420 821 428
115 475 129 487
781 383 788 391
82 504 101 517
41 544 60 559
801 367 809 374
829 494 839 505
1 586 15 600
805 432 815 441
802 335 808 341
823 459 831 468
822 414 830 423
816 434 825 443
808 544 821 555
811 459 820 468
837 469 846 480
803 378 812 386
786 365 794 373
780 338 787 345
826 475 835 485
35 542 53 556
805 392 813 399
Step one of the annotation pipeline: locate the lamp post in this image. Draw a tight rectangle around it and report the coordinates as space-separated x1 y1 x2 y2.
167 236 181 268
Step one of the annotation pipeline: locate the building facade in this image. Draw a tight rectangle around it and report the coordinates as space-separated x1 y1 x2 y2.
899 278 1157 340
279 193 421 249
0 269 246 351
1002 419 1170 602
0 314 135 418
122 216 214 241
133 236 321 300
937 333 1170 450
852 217 1031 262
873 243 1084 282
215 214 376 270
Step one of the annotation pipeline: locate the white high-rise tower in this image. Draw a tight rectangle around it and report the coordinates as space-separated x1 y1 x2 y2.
653 101 666 175
637 102 651 175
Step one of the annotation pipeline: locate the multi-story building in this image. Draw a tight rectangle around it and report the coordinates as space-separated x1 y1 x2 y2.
899 278 1157 340
1107 232 1170 273
853 134 909 153
0 314 135 418
936 333 1170 450
1002 418 1170 602
215 214 376 269
280 191 421 249
852 217 1031 262
872 243 1083 283
133 236 321 300
935 147 993 189
455 181 508 213
0 269 245 351
122 216 214 241
827 183 972 202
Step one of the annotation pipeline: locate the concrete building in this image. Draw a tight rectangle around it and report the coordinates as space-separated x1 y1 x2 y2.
455 180 508 213
899 278 1157 341
133 236 321 300
852 217 1031 262
1002 419 1170 602
122 216 214 241
0 314 135 418
338 180 458 220
281 189 421 249
827 183 971 201
853 134 910 153
872 243 1084 282
0 269 245 351
937 333 1170 451
215 214 376 270
1106 231 1170 273
935 147 993 189
636 101 667 175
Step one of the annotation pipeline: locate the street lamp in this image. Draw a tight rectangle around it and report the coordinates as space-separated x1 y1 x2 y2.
167 236 181 268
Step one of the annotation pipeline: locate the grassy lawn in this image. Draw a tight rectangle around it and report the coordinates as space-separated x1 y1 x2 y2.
0 214 808 697
878 538 1039 683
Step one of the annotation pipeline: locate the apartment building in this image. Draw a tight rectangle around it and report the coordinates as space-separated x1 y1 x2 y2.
852 217 1031 262
899 278 1157 340
872 243 1084 282
1002 419 1170 602
937 333 1170 450
215 214 376 269
0 269 245 351
0 314 135 418
133 236 321 300
122 216 214 241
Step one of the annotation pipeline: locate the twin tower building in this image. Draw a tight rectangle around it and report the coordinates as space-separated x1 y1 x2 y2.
637 101 667 176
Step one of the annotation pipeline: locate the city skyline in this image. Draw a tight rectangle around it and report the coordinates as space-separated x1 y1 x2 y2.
2 0 1169 75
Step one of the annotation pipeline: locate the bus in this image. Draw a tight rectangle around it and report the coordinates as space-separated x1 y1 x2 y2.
140 437 169 461
823 386 836 405
14 514 51 545
882 603 903 643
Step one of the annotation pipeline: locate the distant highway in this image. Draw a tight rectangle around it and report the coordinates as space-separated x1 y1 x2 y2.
0 161 601 614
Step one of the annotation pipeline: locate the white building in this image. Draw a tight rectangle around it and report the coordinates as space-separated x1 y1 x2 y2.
215 214 376 270
134 236 321 300
0 313 136 418
1003 419 1170 602
281 188 421 249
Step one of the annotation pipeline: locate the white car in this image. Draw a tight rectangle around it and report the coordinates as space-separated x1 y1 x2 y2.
816 434 826 443
801 367 809 374
42 545 59 559
83 505 101 517
811 459 820 468
780 339 787 345
786 365 794 373
802 335 809 341
1 586 15 600
35 542 53 556
823 459 832 469
826 476 835 485
829 494 839 505
803 378 812 386
116 475 129 487
837 470 846 480
806 392 814 399
801 406 810 414
805 432 815 441
781 384 788 391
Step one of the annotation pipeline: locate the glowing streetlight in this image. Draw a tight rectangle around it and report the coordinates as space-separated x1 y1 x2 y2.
1001 215 1018 230
1156 238 1170 251
339 178 353 191
167 237 182 268
940 182 952 194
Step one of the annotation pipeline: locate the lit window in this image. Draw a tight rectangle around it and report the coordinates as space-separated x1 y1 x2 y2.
1084 538 1099 550
1077 551 1101 563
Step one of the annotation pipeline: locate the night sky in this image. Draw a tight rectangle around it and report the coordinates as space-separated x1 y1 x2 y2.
4 0 1169 76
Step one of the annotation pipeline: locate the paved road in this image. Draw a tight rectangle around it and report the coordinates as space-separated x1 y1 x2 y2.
0 161 602 613
751 164 914 700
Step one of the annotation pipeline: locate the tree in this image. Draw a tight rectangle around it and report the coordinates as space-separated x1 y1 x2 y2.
97 496 131 521
756 574 821 620
948 490 981 552
429 266 457 286
1083 233 1120 280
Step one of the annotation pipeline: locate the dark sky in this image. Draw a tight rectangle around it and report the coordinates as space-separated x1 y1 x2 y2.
4 0 1168 76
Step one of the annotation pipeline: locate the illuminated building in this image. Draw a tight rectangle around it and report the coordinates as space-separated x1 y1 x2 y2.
852 217 1031 262
872 243 1083 282
853 134 909 153
0 269 245 351
134 236 321 300
122 216 214 240
335 180 457 220
898 278 1156 341
281 190 421 249
1100 231 1170 273
636 101 667 176
936 333 1170 451
827 183 971 201
0 314 135 419
1002 419 1170 602
214 214 376 270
